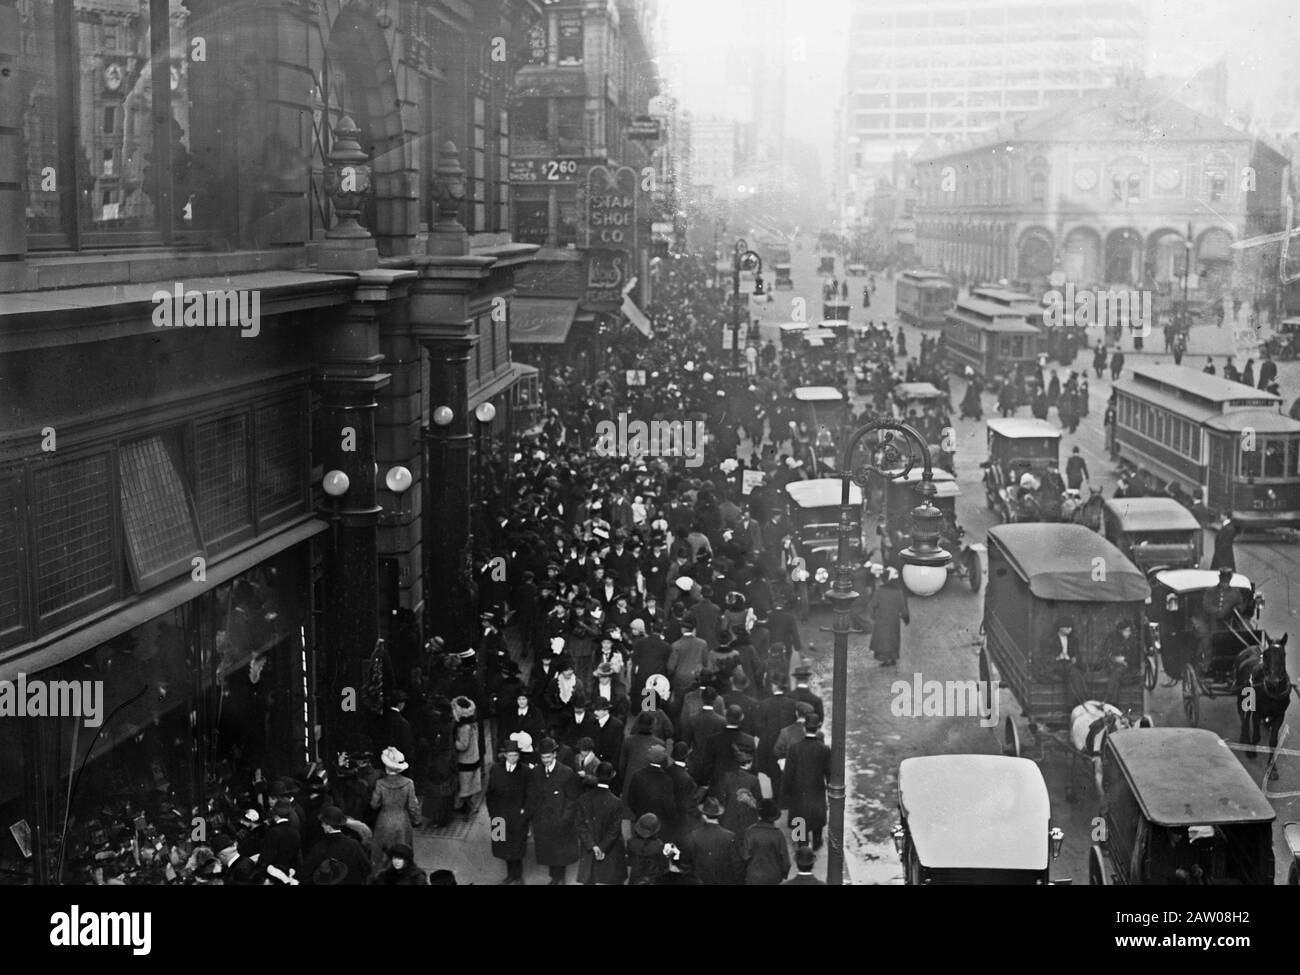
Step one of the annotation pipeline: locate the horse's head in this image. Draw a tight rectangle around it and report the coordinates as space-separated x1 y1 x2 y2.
1262 632 1289 686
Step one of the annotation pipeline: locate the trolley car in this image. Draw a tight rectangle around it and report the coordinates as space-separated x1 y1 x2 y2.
970 286 1081 366
943 297 1043 383
895 270 956 328
1112 365 1300 528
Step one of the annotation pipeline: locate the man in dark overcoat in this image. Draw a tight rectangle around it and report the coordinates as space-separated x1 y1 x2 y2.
781 713 832 851
576 762 628 885
526 737 581 884
683 797 743 885
485 738 530 884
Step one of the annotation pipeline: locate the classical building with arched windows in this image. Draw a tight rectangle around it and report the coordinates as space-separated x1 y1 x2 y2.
912 85 1291 304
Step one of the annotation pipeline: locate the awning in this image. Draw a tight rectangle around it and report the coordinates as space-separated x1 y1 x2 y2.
469 362 541 411
510 297 580 345
0 517 328 683
622 294 653 338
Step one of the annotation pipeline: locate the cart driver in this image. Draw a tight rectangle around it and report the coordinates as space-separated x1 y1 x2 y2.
1041 616 1089 707
1101 619 1142 705
1199 568 1245 676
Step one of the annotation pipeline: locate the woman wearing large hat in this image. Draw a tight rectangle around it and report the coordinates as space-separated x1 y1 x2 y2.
451 697 483 816
369 747 421 873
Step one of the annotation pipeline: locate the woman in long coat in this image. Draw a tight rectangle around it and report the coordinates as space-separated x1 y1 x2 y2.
452 696 483 815
866 570 910 666
485 739 530 884
370 747 422 873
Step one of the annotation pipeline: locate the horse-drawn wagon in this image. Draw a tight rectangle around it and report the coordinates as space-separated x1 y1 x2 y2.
979 524 1153 798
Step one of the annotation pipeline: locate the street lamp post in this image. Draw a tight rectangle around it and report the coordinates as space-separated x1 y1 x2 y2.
1182 222 1193 333
731 238 763 369
824 418 952 885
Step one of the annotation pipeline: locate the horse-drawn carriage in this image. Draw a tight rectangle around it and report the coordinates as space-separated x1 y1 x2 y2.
980 524 1153 799
1090 728 1276 885
894 755 1066 884
980 418 1064 523
1145 568 1264 726
867 467 982 592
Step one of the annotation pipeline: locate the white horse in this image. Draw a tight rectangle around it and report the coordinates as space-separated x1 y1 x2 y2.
1070 700 1152 797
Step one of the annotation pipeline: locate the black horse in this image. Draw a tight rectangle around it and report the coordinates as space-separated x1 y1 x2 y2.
1234 632 1292 779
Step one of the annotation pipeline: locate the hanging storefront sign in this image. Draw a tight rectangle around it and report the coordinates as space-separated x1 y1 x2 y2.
585 249 632 307
578 165 638 250
627 115 661 140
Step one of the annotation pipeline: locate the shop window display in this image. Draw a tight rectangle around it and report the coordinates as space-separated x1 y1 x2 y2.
0 547 311 884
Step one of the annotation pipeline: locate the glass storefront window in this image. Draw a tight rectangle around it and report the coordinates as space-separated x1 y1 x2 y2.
2 545 310 884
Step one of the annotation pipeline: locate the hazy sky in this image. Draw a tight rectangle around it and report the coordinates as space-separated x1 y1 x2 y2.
661 0 1300 172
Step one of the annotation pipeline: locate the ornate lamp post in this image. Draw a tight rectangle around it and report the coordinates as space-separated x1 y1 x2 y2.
825 418 952 885
731 238 763 369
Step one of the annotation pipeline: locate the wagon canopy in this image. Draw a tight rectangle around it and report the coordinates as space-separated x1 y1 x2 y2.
1107 728 1275 826
987 524 1149 602
899 755 1049 871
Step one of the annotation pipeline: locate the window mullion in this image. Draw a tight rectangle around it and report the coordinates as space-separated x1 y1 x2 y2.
149 0 174 244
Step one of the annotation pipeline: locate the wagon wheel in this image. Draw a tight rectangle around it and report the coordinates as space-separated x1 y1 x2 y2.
1182 662 1201 727
966 548 982 593
1089 846 1112 886
1142 649 1158 692
1002 714 1021 758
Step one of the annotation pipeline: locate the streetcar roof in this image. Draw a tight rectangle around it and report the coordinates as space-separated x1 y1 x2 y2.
1126 365 1283 406
986 417 1061 440
987 524 1149 601
1107 728 1275 826
945 299 1041 331
1204 408 1300 434
1111 378 1220 423
1153 568 1252 593
899 756 1049 871
785 478 862 508
893 382 945 399
899 269 951 282
970 287 1038 306
1102 497 1202 532
793 386 844 402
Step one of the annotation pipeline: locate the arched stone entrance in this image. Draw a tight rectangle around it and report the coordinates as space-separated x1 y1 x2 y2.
1017 227 1055 290
1197 227 1236 300
1063 226 1101 284
1146 227 1188 287
1104 228 1143 286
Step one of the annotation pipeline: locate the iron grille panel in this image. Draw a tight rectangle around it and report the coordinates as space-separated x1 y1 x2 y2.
119 435 202 586
33 453 114 616
0 477 20 633
257 399 306 515
196 413 251 542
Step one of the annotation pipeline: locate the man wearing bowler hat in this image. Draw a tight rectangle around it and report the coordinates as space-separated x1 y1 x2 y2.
742 798 791 885
577 762 627 885
683 796 743 885
782 713 832 851
782 846 825 884
790 664 824 721
486 737 530 884
696 704 757 800
300 805 372 885
527 737 581 884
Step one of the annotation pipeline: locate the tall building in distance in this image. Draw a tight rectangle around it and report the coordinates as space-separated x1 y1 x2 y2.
841 0 1151 194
